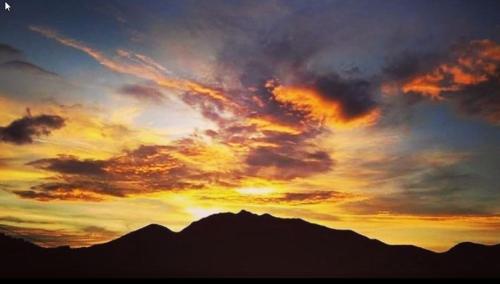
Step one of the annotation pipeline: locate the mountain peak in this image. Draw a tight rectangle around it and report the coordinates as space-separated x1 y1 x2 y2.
138 223 173 233
125 223 174 238
237 209 255 216
103 223 174 247
446 241 496 254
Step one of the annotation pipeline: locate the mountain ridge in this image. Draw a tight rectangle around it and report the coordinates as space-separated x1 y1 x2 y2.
1 210 499 277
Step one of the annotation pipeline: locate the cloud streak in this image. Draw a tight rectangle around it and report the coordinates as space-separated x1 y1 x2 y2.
0 60 58 77
29 26 229 104
118 84 165 103
0 42 58 77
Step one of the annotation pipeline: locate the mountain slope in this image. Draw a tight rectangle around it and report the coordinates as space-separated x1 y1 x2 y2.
0 210 498 277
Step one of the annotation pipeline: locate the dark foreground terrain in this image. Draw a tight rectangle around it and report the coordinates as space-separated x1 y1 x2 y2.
1 210 499 278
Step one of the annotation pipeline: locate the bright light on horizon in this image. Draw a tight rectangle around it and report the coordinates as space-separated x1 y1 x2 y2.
236 187 276 196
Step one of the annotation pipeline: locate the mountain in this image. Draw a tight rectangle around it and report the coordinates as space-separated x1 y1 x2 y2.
0 210 499 278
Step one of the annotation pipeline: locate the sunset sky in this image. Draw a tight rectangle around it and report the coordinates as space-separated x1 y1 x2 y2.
0 0 499 252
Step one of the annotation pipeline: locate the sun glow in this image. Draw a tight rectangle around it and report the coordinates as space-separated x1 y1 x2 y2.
236 187 276 196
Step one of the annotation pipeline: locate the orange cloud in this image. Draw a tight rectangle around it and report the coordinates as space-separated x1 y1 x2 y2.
271 85 379 128
29 26 229 104
402 39 500 99
247 116 303 135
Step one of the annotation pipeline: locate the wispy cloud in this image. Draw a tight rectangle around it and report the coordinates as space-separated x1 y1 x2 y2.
118 83 166 104
0 60 58 77
29 26 229 104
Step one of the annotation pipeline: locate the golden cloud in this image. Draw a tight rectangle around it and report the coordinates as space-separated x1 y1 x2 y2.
271 84 379 129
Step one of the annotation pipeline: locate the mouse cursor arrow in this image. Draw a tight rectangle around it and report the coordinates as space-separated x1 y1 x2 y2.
5 2 10 11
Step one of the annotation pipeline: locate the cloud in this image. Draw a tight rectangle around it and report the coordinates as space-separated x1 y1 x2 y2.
17 142 234 201
203 190 351 206
27 155 106 176
341 151 500 217
30 26 229 104
269 76 380 128
185 3 384 130
264 191 350 205
0 216 53 225
0 43 58 77
451 71 500 124
29 20 381 142
383 39 500 124
193 107 334 180
0 43 22 61
15 182 122 202
401 40 499 99
118 84 165 103
343 183 495 217
16 127 336 200
245 146 333 180
0 60 58 77
27 24 379 191
0 224 118 248
339 150 472 188
0 111 65 145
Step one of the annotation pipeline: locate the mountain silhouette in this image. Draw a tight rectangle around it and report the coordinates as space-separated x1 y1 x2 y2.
1 210 499 277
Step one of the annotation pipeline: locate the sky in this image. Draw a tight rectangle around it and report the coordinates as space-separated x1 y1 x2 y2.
0 0 499 252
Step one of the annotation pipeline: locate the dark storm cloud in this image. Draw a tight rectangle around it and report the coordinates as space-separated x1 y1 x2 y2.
0 112 65 145
118 84 165 103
